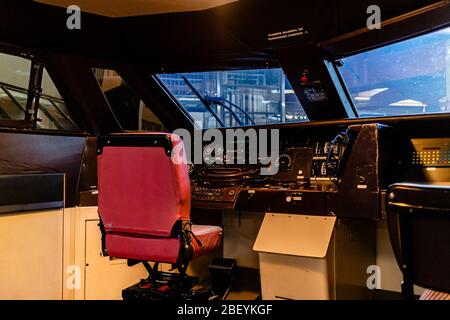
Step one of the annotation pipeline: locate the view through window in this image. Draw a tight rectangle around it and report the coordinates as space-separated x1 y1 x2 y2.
158 68 308 129
338 26 450 118
0 52 79 130
94 68 165 132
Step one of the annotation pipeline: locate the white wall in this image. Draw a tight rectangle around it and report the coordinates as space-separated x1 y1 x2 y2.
0 209 64 299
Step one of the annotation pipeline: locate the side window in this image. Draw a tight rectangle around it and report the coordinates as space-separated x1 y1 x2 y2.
0 51 80 131
40 69 79 131
0 53 30 122
337 26 450 118
93 68 165 132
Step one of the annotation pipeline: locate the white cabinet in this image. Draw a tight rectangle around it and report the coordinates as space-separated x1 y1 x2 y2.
68 206 147 300
0 209 64 299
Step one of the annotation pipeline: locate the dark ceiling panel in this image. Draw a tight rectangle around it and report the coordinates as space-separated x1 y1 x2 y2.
0 0 447 71
113 10 252 65
211 0 339 48
0 0 116 58
337 0 444 34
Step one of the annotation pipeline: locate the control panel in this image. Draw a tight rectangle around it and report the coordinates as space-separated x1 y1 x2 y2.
236 185 328 214
189 138 341 210
269 141 339 184
270 147 313 182
190 165 259 209
411 138 450 167
191 184 240 209
405 138 450 184
186 123 433 220
312 141 334 178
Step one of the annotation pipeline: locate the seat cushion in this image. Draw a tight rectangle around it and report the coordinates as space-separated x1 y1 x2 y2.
105 224 222 264
191 225 223 258
106 233 181 264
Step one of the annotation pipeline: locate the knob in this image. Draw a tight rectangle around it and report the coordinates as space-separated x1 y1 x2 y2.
286 196 292 203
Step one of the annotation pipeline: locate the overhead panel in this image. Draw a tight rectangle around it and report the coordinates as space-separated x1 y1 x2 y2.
34 0 239 17
211 0 339 49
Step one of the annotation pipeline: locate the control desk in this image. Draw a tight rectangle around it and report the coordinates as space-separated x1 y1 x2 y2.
190 132 342 214
189 123 408 219
190 123 450 220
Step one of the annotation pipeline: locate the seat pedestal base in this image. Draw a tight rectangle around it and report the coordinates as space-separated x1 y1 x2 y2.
122 272 213 301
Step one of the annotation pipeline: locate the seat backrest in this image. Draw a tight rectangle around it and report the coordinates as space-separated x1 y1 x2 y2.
97 133 190 238
386 183 450 294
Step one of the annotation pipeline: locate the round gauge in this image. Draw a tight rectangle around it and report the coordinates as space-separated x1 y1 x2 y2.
203 144 224 162
276 153 293 171
186 161 195 174
215 145 224 161
203 145 213 162
203 145 213 155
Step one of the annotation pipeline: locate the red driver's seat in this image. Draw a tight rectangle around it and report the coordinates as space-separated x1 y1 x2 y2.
97 133 222 298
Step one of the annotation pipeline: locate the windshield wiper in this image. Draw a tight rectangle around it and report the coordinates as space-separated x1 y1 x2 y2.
182 76 257 127
207 96 256 126
204 95 244 126
182 76 225 127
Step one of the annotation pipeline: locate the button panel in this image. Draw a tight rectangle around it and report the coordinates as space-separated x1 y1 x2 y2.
191 185 240 203
412 150 450 166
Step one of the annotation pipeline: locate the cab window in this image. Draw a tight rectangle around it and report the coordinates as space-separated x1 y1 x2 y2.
93 68 165 132
337 26 450 118
158 68 308 129
0 52 79 131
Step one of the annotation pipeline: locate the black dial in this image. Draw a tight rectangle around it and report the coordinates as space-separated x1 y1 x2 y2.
277 154 293 171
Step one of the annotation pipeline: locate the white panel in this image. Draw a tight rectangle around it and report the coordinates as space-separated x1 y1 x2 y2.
84 219 147 300
254 213 336 258
0 209 64 299
259 252 330 300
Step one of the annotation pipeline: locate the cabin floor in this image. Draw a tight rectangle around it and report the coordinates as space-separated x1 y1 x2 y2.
223 268 414 300
225 267 261 300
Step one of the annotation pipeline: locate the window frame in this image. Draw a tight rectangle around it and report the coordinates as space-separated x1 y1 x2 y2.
0 47 81 132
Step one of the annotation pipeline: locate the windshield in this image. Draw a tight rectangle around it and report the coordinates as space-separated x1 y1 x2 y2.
158 68 308 128
338 26 450 118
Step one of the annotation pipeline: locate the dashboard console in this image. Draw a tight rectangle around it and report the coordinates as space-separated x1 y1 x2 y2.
189 123 450 219
190 127 347 214
189 123 408 219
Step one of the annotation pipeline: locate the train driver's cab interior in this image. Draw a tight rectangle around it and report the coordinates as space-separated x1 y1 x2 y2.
0 0 449 303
